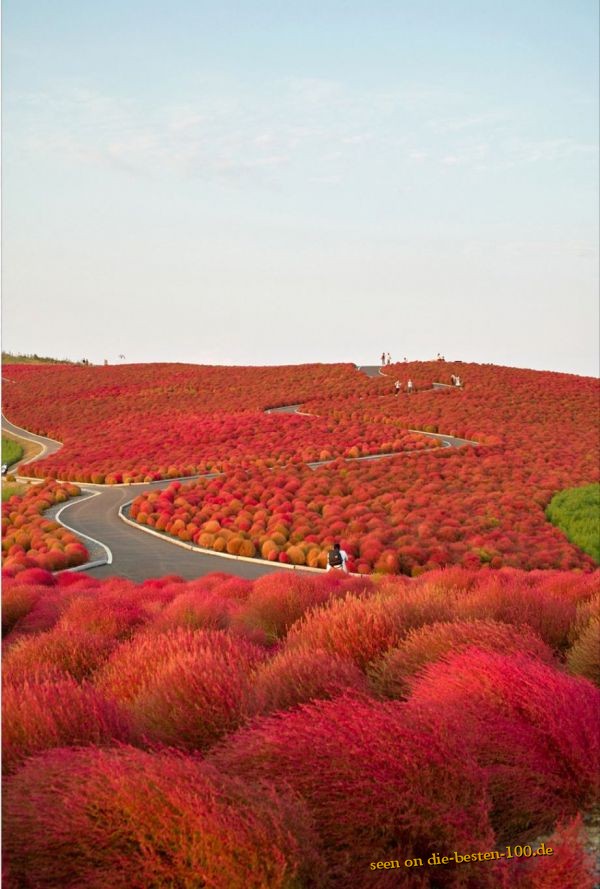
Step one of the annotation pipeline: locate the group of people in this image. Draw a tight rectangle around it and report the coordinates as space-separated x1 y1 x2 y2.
393 379 414 395
381 352 409 365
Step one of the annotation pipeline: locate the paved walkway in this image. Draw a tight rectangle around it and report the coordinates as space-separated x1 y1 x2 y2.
2 368 474 581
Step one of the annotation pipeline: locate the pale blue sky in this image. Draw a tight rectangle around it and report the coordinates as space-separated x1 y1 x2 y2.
3 1 598 374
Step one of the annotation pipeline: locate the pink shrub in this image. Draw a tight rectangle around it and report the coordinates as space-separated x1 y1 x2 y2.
454 574 579 650
235 572 344 642
210 695 499 887
210 575 254 601
530 570 600 605
368 619 555 699
95 629 265 750
283 594 402 669
406 650 600 840
55 570 101 588
10 567 54 586
2 583 45 637
56 591 147 639
285 586 454 670
2 677 131 774
3 746 325 889
250 648 369 714
412 565 482 595
3 627 117 685
5 588 65 637
150 589 236 633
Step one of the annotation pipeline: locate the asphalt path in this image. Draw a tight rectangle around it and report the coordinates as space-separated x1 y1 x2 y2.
2 368 475 581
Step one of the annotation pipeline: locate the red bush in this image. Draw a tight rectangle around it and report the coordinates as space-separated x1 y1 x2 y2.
284 585 454 670
3 746 325 889
56 593 147 640
95 628 265 750
2 677 131 774
368 619 555 699
2 582 45 637
210 694 499 887
406 649 600 840
510 814 597 888
234 572 351 642
453 572 581 650
250 648 369 714
150 589 237 633
3 627 117 685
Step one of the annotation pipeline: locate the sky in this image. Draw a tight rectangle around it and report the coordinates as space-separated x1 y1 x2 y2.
2 1 599 375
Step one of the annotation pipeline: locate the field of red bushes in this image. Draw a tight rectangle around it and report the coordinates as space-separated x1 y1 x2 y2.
2 480 89 575
4 359 598 576
3 362 423 481
7 360 597 487
3 565 598 887
3 360 599 884
130 450 599 574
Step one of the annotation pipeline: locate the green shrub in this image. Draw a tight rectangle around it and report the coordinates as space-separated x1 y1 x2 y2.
2 438 24 468
546 483 600 563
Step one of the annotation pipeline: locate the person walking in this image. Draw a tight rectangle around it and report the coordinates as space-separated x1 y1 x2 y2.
394 379 401 395
455 375 461 387
407 379 414 394
386 352 392 365
381 351 386 365
326 542 348 573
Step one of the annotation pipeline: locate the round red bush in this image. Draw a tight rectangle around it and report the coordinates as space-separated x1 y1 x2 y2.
3 746 325 889
3 627 118 685
210 694 499 887
368 619 555 699
95 628 265 750
406 649 600 841
2 677 131 774
250 648 369 714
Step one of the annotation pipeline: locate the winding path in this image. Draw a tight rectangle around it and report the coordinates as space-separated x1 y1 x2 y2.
2 367 475 581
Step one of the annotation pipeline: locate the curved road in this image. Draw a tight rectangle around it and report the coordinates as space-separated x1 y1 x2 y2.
2 368 474 581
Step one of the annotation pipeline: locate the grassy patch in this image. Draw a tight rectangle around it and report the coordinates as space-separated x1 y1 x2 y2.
2 483 28 502
2 437 24 467
546 483 600 563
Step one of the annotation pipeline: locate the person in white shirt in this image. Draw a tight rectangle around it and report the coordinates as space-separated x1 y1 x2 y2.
326 542 348 572
407 379 414 394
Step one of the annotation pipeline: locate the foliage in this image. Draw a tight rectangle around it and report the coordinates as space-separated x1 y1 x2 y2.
2 437 23 467
210 695 500 887
546 483 600 562
405 649 600 841
3 747 325 888
367 619 556 699
2 479 88 574
3 565 598 884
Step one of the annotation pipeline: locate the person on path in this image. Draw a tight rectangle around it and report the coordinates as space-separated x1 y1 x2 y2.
450 374 456 386
386 352 392 365
381 351 386 365
394 379 401 395
455 375 461 387
407 379 414 394
326 542 348 573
